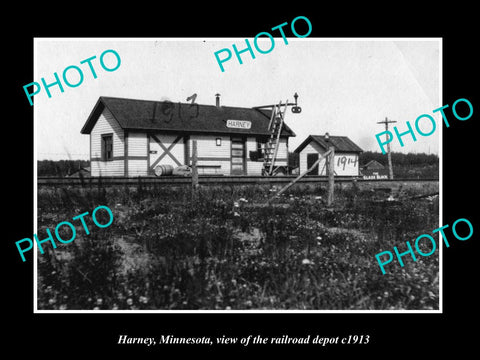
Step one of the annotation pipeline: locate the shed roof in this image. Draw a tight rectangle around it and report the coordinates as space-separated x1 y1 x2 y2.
363 160 385 169
66 167 91 178
81 96 296 137
294 135 363 153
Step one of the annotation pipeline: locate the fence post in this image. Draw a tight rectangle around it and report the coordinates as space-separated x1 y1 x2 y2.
192 140 199 191
327 146 335 205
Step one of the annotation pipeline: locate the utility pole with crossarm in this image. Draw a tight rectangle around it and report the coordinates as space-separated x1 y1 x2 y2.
377 117 397 179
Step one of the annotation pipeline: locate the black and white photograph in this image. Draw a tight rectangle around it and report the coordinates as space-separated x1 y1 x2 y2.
33 38 441 312
6 8 478 356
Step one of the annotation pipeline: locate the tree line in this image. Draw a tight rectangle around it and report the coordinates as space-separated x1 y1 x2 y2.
38 152 439 177
288 151 438 169
359 151 438 167
38 160 89 177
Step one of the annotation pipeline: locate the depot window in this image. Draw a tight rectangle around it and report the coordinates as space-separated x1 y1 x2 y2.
101 134 113 161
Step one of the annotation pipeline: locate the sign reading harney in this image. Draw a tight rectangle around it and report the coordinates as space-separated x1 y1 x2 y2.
226 119 252 129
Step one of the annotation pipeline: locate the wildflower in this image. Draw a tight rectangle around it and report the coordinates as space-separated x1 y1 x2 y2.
139 296 148 304
48 298 56 305
93 306 100 310
387 195 395 201
112 304 119 310
96 298 103 306
225 306 232 310
316 236 322 240
233 212 240 217
244 300 252 307
126 298 133 306
233 202 239 208
301 258 313 265
59 304 67 310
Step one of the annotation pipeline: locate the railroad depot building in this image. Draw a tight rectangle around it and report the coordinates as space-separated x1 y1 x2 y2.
80 96 295 177
294 135 363 176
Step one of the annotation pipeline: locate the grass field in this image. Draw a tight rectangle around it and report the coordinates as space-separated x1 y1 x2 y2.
37 182 439 310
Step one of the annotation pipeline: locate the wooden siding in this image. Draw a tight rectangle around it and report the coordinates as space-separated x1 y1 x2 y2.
299 141 359 176
187 135 231 175
128 132 148 156
333 153 360 176
128 159 149 176
275 138 288 163
91 108 124 176
88 116 292 177
127 132 148 176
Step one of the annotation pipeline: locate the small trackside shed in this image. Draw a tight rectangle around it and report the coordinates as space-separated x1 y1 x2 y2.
80 96 296 177
361 160 388 179
294 135 363 176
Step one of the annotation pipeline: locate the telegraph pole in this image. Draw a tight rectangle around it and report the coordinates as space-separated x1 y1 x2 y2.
326 145 335 206
377 117 396 179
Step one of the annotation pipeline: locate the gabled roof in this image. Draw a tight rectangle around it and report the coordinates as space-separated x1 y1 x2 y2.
294 135 363 153
81 96 296 137
363 160 385 169
66 167 91 177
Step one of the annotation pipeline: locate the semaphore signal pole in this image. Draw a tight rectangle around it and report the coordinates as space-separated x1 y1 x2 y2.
377 117 396 180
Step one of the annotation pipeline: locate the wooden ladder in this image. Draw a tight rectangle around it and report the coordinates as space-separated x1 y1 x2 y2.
263 100 288 176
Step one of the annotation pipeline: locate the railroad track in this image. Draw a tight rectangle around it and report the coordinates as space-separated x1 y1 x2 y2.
37 175 439 187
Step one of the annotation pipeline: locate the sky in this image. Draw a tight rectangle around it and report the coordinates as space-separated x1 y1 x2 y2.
34 38 441 160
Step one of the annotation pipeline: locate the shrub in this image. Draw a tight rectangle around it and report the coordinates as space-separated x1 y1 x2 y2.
37 184 439 310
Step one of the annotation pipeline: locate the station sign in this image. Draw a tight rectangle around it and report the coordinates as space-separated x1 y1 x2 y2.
226 120 252 129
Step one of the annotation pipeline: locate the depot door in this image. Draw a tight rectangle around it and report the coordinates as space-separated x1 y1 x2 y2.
307 153 319 175
231 137 246 175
